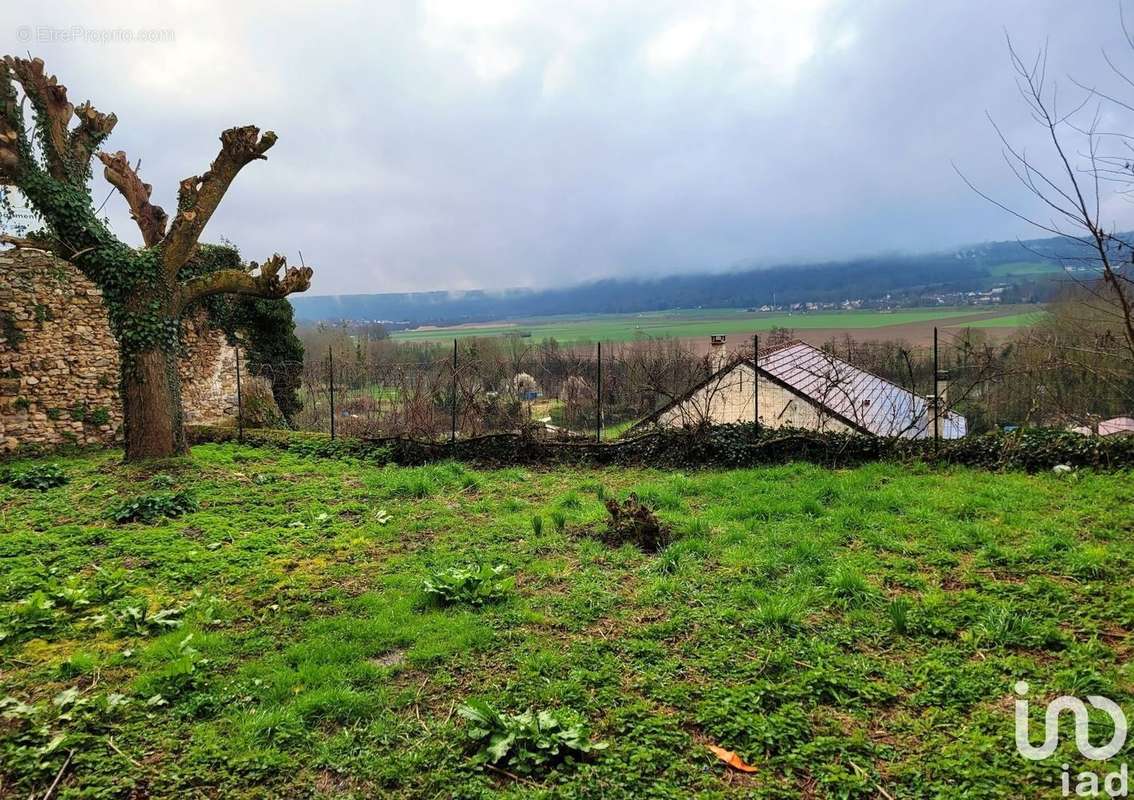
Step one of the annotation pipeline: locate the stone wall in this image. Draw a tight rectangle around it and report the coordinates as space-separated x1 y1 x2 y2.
654 362 854 433
179 312 240 425
1 248 239 452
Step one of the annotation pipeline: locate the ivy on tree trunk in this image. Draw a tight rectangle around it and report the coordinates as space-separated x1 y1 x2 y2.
191 243 306 422
0 56 313 460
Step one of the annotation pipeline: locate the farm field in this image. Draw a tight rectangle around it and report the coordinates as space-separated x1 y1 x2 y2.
966 311 1050 329
390 305 1042 347
985 261 1064 278
2 445 1131 798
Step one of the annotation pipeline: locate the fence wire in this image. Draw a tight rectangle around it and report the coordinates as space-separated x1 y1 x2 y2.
235 331 1027 442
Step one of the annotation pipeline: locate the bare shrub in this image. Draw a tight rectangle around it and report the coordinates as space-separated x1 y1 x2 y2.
599 494 671 552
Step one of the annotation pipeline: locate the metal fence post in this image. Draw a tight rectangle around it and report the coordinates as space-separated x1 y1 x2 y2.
932 327 940 447
753 333 759 432
328 346 336 440
596 341 603 442
451 338 458 443
235 343 243 444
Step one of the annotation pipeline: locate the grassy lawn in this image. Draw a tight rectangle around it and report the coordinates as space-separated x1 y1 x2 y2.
390 307 1017 345
1 445 1131 798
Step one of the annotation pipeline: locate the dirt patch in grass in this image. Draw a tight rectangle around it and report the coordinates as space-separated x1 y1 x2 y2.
371 648 407 668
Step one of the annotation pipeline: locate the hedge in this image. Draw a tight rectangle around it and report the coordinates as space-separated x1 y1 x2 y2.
185 423 1134 472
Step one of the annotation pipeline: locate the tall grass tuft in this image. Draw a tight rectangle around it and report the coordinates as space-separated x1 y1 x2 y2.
754 593 806 631
888 597 911 634
826 564 872 608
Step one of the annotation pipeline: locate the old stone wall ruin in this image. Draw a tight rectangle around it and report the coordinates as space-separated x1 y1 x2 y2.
1 248 239 452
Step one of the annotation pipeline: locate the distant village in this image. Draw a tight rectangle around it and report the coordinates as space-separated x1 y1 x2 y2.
747 284 1015 314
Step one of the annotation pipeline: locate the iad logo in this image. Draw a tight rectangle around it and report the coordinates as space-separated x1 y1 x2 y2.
1015 681 1128 761
1014 681 1129 797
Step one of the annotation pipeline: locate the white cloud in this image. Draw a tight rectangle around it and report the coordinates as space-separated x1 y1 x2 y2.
421 0 526 82
541 51 574 96
638 0 839 85
832 25 857 52
643 16 712 71
4 0 1133 294
422 0 525 30
468 40 523 81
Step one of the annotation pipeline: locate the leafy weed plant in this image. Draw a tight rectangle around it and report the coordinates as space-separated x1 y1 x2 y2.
113 491 197 524
423 564 512 606
458 699 607 774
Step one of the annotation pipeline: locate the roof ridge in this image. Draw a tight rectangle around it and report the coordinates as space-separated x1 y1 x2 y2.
756 338 806 357
760 339 940 401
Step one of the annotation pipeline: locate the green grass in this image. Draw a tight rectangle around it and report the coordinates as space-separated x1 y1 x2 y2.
967 311 1050 328
602 419 638 440
986 261 1064 278
1 446 1131 798
390 306 1021 345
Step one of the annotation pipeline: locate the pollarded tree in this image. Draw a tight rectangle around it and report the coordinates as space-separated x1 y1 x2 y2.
0 56 313 460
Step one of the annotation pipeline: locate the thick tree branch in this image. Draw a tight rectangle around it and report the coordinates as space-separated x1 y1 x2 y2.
0 57 114 187
164 126 278 277
71 101 117 175
176 253 312 310
4 56 73 182
0 59 28 183
0 233 81 261
97 151 168 247
2 233 49 251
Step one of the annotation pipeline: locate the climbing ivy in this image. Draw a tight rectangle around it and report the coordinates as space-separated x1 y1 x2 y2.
1 56 312 458
220 297 304 420
10 159 175 364
186 243 305 420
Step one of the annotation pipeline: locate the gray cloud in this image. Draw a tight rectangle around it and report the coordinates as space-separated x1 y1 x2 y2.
6 1 1134 294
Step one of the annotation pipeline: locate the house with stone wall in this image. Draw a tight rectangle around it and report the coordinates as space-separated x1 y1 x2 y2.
1 248 240 452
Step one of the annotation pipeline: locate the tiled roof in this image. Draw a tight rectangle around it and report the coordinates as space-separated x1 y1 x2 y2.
757 341 966 439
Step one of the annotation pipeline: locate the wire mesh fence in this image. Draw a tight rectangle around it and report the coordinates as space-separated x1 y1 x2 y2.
234 330 1009 443
279 341 654 441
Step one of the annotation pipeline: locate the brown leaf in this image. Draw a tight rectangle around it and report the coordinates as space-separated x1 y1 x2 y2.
706 744 758 773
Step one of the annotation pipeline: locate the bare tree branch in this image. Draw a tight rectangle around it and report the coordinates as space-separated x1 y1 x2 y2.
3 56 72 182
96 151 168 246
0 62 25 182
164 125 278 277
177 253 312 310
69 101 116 174
964 30 1134 377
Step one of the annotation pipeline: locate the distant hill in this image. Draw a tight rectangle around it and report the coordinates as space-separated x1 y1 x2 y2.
290 233 1103 325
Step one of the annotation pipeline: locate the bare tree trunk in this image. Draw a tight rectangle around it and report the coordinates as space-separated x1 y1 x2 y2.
121 346 187 460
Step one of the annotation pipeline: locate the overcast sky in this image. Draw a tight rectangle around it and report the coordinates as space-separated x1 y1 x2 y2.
6 1 1134 295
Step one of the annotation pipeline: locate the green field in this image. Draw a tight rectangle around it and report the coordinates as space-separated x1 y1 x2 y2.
391 307 1027 345
2 444 1130 798
967 311 1050 328
986 261 1064 278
